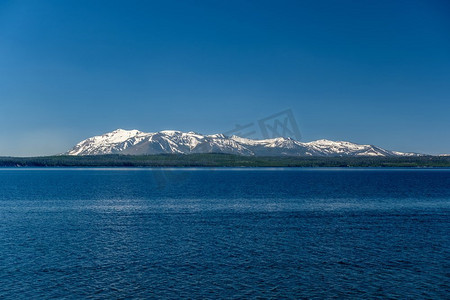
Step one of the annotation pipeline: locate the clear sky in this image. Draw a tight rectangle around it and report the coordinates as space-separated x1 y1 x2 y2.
1 0 449 156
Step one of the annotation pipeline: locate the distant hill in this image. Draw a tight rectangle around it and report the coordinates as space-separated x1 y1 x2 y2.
66 129 422 157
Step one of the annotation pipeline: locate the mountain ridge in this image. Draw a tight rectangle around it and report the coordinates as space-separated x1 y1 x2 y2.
66 129 422 157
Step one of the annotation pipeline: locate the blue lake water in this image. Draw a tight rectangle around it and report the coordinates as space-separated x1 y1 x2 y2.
0 168 449 298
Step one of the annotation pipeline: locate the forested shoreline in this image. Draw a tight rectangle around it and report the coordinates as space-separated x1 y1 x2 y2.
1 154 450 167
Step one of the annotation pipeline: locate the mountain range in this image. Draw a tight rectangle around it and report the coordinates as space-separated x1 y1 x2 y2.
66 129 421 157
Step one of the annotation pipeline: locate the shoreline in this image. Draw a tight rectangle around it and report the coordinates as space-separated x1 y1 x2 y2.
1 154 450 168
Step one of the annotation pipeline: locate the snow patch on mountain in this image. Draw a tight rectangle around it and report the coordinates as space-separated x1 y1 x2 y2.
66 129 422 157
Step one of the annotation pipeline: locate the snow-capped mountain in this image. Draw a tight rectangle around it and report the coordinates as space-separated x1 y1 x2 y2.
66 129 421 157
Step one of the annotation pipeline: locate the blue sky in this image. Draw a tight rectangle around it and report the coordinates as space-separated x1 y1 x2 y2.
1 0 449 156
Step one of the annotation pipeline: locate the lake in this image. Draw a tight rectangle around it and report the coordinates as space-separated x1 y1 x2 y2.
0 168 449 298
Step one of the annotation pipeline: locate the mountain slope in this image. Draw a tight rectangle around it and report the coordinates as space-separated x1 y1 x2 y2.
67 129 421 157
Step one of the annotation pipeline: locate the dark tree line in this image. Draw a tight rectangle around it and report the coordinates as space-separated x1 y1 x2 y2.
0 154 449 167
